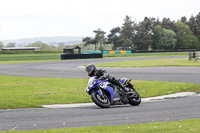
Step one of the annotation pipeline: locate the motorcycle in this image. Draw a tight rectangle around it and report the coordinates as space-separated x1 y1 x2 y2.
85 77 141 108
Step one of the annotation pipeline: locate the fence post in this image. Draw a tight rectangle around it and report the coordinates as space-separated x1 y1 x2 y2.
189 52 193 61
195 51 199 62
193 51 196 59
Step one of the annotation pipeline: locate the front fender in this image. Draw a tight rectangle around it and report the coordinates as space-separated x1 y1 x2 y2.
95 87 114 102
105 86 114 101
97 89 103 96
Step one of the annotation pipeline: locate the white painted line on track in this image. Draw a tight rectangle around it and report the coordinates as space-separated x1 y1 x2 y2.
142 92 200 102
42 92 200 109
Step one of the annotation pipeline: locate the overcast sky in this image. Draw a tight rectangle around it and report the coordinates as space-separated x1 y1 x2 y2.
0 0 200 40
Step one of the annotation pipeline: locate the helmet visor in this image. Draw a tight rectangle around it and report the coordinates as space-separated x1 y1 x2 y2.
87 70 92 74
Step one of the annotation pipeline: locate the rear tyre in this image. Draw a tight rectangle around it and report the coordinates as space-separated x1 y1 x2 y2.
91 91 110 108
128 91 141 106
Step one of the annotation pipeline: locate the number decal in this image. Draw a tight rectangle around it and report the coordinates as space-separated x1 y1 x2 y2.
100 82 108 89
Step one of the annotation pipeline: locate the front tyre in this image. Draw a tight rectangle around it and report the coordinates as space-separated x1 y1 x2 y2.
128 91 141 106
91 91 110 108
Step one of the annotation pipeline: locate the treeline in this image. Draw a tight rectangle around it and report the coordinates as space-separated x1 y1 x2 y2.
0 41 67 51
83 12 200 50
0 50 62 54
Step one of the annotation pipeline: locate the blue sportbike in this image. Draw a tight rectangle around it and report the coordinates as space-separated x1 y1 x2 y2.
86 77 141 108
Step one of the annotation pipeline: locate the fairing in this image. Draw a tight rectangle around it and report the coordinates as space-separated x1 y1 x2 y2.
87 76 114 101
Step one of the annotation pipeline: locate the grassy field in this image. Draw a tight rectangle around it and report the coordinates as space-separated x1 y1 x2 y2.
0 53 61 64
0 75 200 109
1 119 200 133
103 52 188 58
95 58 200 67
0 76 88 109
0 52 188 64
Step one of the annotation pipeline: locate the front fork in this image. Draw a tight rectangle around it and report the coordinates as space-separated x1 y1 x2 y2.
97 89 105 98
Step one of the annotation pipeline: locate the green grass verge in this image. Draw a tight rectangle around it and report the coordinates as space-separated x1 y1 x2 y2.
0 53 61 61
0 76 89 109
103 52 188 58
95 58 200 67
0 75 200 109
1 119 200 133
0 50 62 54
0 53 61 64
0 60 61 64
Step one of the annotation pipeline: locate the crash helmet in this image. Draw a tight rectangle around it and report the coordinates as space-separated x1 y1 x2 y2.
85 64 96 77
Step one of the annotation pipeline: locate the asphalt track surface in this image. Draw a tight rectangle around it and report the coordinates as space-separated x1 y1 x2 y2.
0 56 200 83
0 56 200 131
1 97 200 131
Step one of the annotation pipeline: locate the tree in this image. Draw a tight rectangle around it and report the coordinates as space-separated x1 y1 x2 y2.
82 29 106 51
194 12 200 41
48 45 56 50
187 15 198 36
119 16 135 47
134 17 155 50
82 37 97 50
107 27 121 47
6 42 16 47
82 37 92 44
180 16 187 24
26 41 50 50
56 42 66 50
175 21 200 49
0 41 4 47
153 25 177 50
161 18 176 31
93 29 107 51
187 12 200 43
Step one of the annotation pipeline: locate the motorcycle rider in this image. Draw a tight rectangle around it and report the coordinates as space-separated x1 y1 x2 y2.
85 64 129 93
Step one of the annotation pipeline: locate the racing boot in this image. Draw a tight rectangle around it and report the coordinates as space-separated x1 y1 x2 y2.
116 81 128 92
122 86 129 92
109 76 130 93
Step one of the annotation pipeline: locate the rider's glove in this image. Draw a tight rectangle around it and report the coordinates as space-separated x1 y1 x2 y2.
99 76 104 80
85 87 89 93
120 78 130 87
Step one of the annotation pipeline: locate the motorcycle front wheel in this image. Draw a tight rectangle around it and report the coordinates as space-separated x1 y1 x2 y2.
91 91 111 108
128 90 141 106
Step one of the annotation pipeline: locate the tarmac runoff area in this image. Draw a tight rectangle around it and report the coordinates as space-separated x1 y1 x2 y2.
42 92 200 109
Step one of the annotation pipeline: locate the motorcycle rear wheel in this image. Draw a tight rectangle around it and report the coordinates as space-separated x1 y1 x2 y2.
128 90 141 106
91 91 111 108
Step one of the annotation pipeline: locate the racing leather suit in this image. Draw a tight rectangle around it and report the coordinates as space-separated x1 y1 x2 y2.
95 69 122 87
